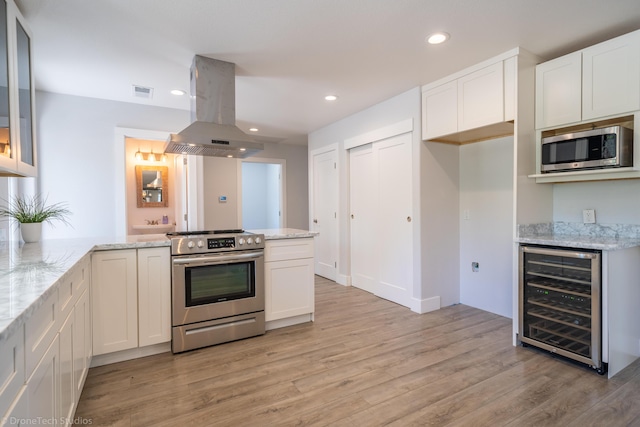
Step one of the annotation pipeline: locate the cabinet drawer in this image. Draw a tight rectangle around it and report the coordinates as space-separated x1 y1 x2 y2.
265 238 314 262
0 326 25 417
58 257 89 323
25 290 58 380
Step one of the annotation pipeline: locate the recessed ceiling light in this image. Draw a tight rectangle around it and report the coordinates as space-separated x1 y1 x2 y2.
249 128 258 132
171 89 186 96
426 32 450 45
324 95 338 101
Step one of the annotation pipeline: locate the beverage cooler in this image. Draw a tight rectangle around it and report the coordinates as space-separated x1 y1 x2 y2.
519 245 605 374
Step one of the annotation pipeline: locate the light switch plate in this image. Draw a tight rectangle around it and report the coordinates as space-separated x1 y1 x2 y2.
583 209 596 224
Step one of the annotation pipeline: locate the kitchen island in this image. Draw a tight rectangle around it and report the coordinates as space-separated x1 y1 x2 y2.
249 228 319 329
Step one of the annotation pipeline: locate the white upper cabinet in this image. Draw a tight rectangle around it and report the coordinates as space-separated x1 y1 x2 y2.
582 31 640 121
421 48 519 144
0 0 36 177
535 29 640 130
422 80 457 140
535 51 582 129
457 62 504 131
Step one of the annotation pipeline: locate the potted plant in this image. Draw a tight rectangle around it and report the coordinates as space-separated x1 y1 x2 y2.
0 194 71 242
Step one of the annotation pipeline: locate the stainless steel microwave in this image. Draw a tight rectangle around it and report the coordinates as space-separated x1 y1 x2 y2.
541 125 633 173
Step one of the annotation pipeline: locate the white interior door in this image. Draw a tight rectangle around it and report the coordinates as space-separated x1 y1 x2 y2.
375 133 413 307
311 147 338 280
349 143 378 294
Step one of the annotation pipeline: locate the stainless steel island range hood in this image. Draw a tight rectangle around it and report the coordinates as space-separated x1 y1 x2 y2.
164 56 263 158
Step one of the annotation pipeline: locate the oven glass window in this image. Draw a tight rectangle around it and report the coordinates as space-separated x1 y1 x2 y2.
186 261 255 306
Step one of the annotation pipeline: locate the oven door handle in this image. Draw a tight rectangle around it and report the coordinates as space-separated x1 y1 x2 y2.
172 251 264 266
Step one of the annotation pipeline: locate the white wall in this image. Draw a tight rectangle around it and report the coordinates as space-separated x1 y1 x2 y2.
459 136 514 318
36 91 190 239
202 156 240 230
553 180 640 224
421 141 460 307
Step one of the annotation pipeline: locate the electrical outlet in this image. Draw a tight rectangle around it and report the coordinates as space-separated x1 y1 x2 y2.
471 262 479 272
583 209 596 224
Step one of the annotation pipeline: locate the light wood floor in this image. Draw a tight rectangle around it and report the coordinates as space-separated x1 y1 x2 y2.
75 276 640 426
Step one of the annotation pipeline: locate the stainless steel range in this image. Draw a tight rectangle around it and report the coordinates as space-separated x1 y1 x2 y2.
168 229 265 353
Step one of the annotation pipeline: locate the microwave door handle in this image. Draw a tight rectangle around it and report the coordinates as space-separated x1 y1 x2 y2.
173 251 264 265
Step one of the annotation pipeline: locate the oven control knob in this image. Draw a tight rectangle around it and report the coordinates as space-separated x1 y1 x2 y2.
238 238 245 245
255 237 262 244
187 241 195 249
247 237 253 245
197 240 204 248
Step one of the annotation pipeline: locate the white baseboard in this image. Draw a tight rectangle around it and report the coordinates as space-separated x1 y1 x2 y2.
410 295 441 314
336 274 350 286
90 342 171 367
266 314 313 330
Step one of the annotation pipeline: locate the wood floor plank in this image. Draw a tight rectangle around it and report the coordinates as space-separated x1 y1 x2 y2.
74 276 640 427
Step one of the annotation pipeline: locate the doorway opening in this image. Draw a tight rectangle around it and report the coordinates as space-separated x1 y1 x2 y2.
241 159 285 229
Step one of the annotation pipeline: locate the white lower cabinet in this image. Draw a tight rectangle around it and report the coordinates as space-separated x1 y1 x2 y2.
73 289 91 399
264 238 315 323
92 247 171 356
0 257 91 427
91 249 138 355
1 386 27 426
26 335 59 424
0 327 24 419
137 247 171 347
58 310 75 426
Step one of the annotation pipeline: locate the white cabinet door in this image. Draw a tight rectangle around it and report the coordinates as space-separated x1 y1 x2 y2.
421 80 457 140
0 327 24 418
26 335 59 423
535 51 582 129
73 289 90 404
58 310 74 426
137 247 171 347
582 31 640 121
265 257 314 322
91 250 138 355
25 289 58 379
1 386 27 427
458 62 504 131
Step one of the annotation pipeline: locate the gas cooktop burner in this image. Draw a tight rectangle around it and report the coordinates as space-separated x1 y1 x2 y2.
166 229 246 237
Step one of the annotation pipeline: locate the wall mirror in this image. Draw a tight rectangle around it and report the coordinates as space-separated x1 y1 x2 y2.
136 165 169 208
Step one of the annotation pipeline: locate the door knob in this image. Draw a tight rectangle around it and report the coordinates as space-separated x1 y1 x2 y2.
313 219 318 223
407 216 412 222
351 214 354 219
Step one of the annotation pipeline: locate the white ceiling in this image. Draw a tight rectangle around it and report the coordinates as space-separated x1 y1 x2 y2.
14 0 640 145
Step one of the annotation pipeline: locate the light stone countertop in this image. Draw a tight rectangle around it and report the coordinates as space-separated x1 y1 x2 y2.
248 228 319 240
0 234 170 342
516 222 640 251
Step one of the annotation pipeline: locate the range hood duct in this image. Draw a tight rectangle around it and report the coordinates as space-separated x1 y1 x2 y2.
164 56 263 158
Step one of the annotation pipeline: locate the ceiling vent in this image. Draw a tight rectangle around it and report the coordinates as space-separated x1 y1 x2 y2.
132 84 153 99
